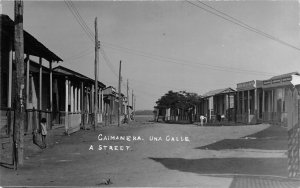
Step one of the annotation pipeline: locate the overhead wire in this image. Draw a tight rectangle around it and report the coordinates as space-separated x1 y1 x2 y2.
186 0 300 51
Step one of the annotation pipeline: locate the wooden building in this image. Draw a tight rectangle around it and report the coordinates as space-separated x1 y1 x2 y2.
201 88 236 122
52 66 106 133
1 14 62 136
261 72 300 125
102 86 127 125
236 80 263 124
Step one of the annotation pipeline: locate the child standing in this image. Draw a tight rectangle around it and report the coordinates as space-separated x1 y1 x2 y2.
40 118 47 148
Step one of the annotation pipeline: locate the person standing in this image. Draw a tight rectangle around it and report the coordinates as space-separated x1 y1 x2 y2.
40 118 47 148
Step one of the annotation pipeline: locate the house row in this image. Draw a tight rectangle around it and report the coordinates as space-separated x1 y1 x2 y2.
162 72 300 126
0 14 131 137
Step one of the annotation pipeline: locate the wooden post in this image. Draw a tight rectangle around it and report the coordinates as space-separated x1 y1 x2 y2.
248 90 250 123
262 89 265 121
14 0 25 166
118 61 122 126
254 88 258 122
242 91 245 122
94 17 99 130
127 79 130 122
8 50 13 108
227 94 230 121
49 61 52 127
80 82 84 127
70 84 74 113
38 57 43 127
65 77 69 134
237 91 240 118
25 54 29 109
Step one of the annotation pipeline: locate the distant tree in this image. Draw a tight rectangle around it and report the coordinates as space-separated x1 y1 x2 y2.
155 90 201 112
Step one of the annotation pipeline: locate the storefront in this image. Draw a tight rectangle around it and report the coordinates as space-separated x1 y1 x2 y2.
236 80 263 124
261 72 300 126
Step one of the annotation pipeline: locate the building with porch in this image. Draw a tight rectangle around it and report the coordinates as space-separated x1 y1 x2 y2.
1 14 62 137
236 80 263 124
201 87 236 123
52 66 106 133
261 72 300 126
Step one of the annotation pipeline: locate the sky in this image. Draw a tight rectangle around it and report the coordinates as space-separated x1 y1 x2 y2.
2 0 300 110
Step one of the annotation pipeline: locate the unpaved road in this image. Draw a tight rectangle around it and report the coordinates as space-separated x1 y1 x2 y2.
0 122 296 187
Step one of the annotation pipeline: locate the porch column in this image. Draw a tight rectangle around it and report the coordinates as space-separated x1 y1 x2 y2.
98 91 101 112
91 86 94 114
81 82 84 112
101 90 104 114
26 54 30 109
65 77 69 132
262 89 265 114
78 86 80 112
81 82 84 126
71 84 74 113
8 51 13 108
254 89 258 120
39 57 43 111
49 61 53 112
247 90 250 123
237 91 240 115
49 61 53 128
242 91 245 115
74 86 77 112
227 94 230 120
271 89 274 113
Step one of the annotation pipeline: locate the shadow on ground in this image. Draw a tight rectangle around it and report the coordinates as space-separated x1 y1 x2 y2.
196 125 288 150
149 157 288 177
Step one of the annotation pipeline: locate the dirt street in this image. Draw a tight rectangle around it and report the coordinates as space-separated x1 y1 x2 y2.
0 117 299 187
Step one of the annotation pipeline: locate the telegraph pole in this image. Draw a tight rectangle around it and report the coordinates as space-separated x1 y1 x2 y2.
14 0 25 166
94 17 99 130
118 61 122 126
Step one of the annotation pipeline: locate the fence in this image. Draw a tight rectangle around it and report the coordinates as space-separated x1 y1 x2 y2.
0 107 14 137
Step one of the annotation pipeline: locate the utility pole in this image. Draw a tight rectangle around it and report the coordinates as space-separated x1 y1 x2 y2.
14 0 25 167
94 17 99 130
118 61 122 126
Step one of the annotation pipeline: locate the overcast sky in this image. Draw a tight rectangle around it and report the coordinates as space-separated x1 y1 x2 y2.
2 0 300 110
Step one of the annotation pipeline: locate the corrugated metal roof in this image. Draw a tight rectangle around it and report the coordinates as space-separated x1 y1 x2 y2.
1 14 62 62
203 87 235 97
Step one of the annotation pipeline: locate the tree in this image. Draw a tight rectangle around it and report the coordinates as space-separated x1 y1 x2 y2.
155 90 201 112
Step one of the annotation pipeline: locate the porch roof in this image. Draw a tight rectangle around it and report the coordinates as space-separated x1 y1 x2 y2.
202 87 236 97
0 14 62 62
53 66 106 88
269 72 299 80
262 72 300 88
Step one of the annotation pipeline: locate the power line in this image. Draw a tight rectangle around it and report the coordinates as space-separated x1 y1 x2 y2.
186 0 300 52
64 1 92 42
64 48 94 61
64 0 277 77
68 1 94 38
102 42 276 76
